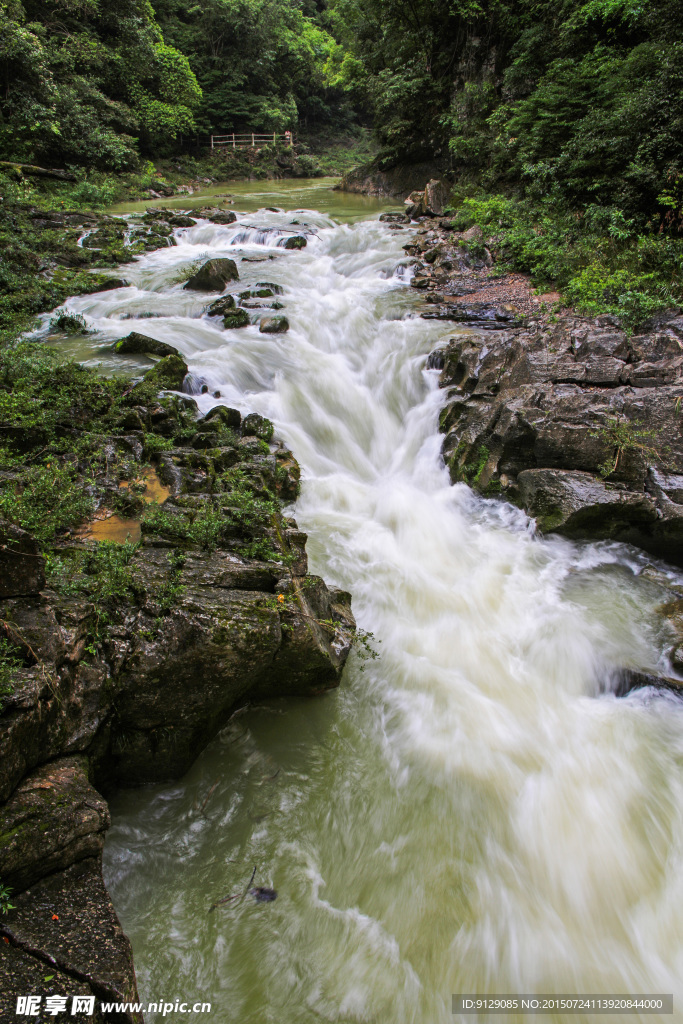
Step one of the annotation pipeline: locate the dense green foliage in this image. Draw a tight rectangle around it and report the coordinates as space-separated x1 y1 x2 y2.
154 0 355 135
324 0 683 322
330 0 683 227
0 0 201 168
0 0 358 169
451 193 683 327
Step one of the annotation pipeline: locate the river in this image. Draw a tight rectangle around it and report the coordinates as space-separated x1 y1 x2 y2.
56 180 683 1022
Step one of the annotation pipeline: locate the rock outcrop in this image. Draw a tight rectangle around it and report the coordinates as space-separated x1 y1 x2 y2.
338 158 448 198
434 309 683 564
259 315 289 334
114 333 179 358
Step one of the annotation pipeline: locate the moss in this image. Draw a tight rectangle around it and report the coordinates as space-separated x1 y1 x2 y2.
483 478 502 496
140 354 188 392
537 508 568 532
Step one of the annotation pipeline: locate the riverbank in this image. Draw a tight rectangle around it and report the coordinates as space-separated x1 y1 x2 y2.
0 205 362 1016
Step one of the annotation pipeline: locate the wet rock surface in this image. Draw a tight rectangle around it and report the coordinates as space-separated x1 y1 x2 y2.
114 333 179 359
433 313 683 564
259 315 289 334
2 858 141 1022
375 182 683 697
183 257 239 291
0 520 45 598
0 757 109 892
388 195 683 566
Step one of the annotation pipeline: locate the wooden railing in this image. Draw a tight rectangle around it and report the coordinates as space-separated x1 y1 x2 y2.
210 133 293 149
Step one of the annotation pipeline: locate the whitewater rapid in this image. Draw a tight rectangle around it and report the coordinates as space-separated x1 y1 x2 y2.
57 202 683 1022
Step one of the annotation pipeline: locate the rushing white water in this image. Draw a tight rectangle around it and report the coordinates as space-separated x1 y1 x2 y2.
61 196 683 1022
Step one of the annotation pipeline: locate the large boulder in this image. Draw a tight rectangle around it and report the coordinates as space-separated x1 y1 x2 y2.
283 236 306 250
424 178 449 216
223 308 250 329
0 757 109 892
207 294 236 316
141 353 188 390
183 257 239 291
259 315 289 334
210 210 237 225
517 468 660 540
201 405 241 430
2 858 141 1021
114 332 179 358
91 548 355 788
241 412 274 441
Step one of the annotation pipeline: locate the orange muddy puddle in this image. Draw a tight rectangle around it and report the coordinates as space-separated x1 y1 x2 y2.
77 466 170 544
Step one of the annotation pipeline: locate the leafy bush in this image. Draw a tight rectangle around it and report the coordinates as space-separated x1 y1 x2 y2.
0 881 14 915
0 462 95 541
49 311 91 336
452 193 683 328
142 503 225 552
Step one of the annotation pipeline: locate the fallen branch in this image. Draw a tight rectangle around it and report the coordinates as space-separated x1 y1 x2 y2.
208 866 256 913
0 161 77 182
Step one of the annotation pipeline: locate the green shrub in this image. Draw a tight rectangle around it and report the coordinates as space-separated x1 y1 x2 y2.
452 193 683 329
142 503 225 552
0 463 95 541
0 881 13 915
49 311 91 335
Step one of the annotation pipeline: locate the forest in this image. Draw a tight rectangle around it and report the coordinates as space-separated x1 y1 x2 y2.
2 0 681 219
1 0 683 323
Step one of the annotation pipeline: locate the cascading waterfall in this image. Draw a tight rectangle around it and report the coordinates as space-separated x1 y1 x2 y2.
57 193 683 1022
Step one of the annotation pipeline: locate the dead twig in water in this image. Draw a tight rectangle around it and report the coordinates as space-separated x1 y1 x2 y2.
199 779 220 815
209 865 256 913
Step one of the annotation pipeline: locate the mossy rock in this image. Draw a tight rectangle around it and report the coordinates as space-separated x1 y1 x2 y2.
259 315 289 334
209 211 237 225
169 215 197 227
115 333 180 358
242 413 274 442
82 276 130 294
184 258 239 291
283 236 307 250
223 309 250 329
203 406 241 430
142 353 188 391
207 295 236 317
241 288 275 299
